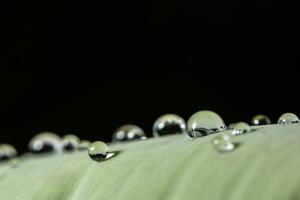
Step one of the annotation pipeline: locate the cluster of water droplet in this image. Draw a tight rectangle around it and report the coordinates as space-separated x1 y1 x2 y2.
1 111 300 164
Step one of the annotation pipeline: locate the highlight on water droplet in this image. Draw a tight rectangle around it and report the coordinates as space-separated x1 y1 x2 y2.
251 114 271 125
88 141 109 162
212 133 235 153
231 122 252 135
28 132 63 153
62 134 80 151
78 140 91 151
0 144 17 161
112 124 146 142
152 114 186 137
187 110 226 138
278 113 300 125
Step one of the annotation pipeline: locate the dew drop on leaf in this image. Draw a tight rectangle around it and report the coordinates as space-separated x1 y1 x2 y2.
278 113 300 125
212 134 235 153
251 114 271 125
112 125 146 142
187 110 226 138
231 122 252 135
62 134 80 151
78 140 91 151
0 144 17 161
153 114 186 137
228 123 237 129
88 141 109 162
28 132 63 153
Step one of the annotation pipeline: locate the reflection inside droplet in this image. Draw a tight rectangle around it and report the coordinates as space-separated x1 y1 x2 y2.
112 125 146 142
187 110 226 138
0 144 17 161
153 114 186 137
28 132 63 153
62 134 80 151
231 122 252 135
88 141 109 162
278 113 300 125
212 133 235 153
251 114 271 125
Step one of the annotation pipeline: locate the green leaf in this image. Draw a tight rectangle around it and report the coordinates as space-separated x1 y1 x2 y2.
1 124 300 200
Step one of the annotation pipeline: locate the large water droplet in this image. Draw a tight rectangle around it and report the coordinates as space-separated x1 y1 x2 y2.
28 132 63 153
231 122 252 135
62 134 80 151
251 114 271 125
0 144 17 161
78 140 91 151
278 113 300 124
153 114 186 137
187 110 226 138
88 141 109 162
212 134 235 153
112 125 146 142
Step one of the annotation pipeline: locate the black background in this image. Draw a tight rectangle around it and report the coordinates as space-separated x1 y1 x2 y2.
0 0 299 154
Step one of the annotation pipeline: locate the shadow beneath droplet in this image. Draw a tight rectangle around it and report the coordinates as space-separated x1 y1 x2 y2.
95 150 122 162
233 142 241 148
250 128 258 133
107 150 121 160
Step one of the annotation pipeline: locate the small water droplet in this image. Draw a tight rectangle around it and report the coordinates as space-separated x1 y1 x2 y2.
112 125 146 142
0 144 17 161
278 113 300 124
28 132 63 153
153 114 186 137
231 122 252 135
228 123 237 129
187 110 226 138
212 134 235 153
78 140 91 151
88 141 109 162
251 114 271 125
62 134 80 151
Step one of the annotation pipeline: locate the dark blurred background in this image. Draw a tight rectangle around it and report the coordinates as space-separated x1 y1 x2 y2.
0 0 299 153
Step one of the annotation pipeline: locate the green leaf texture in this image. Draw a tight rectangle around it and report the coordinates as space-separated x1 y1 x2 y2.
1 124 300 200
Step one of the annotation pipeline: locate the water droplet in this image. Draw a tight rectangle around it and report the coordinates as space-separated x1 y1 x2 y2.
78 140 91 151
228 123 237 129
212 134 235 153
62 134 80 151
88 141 109 162
28 132 63 153
231 122 252 135
0 144 17 161
278 113 300 124
153 114 186 137
187 110 226 138
112 125 146 142
251 114 271 125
